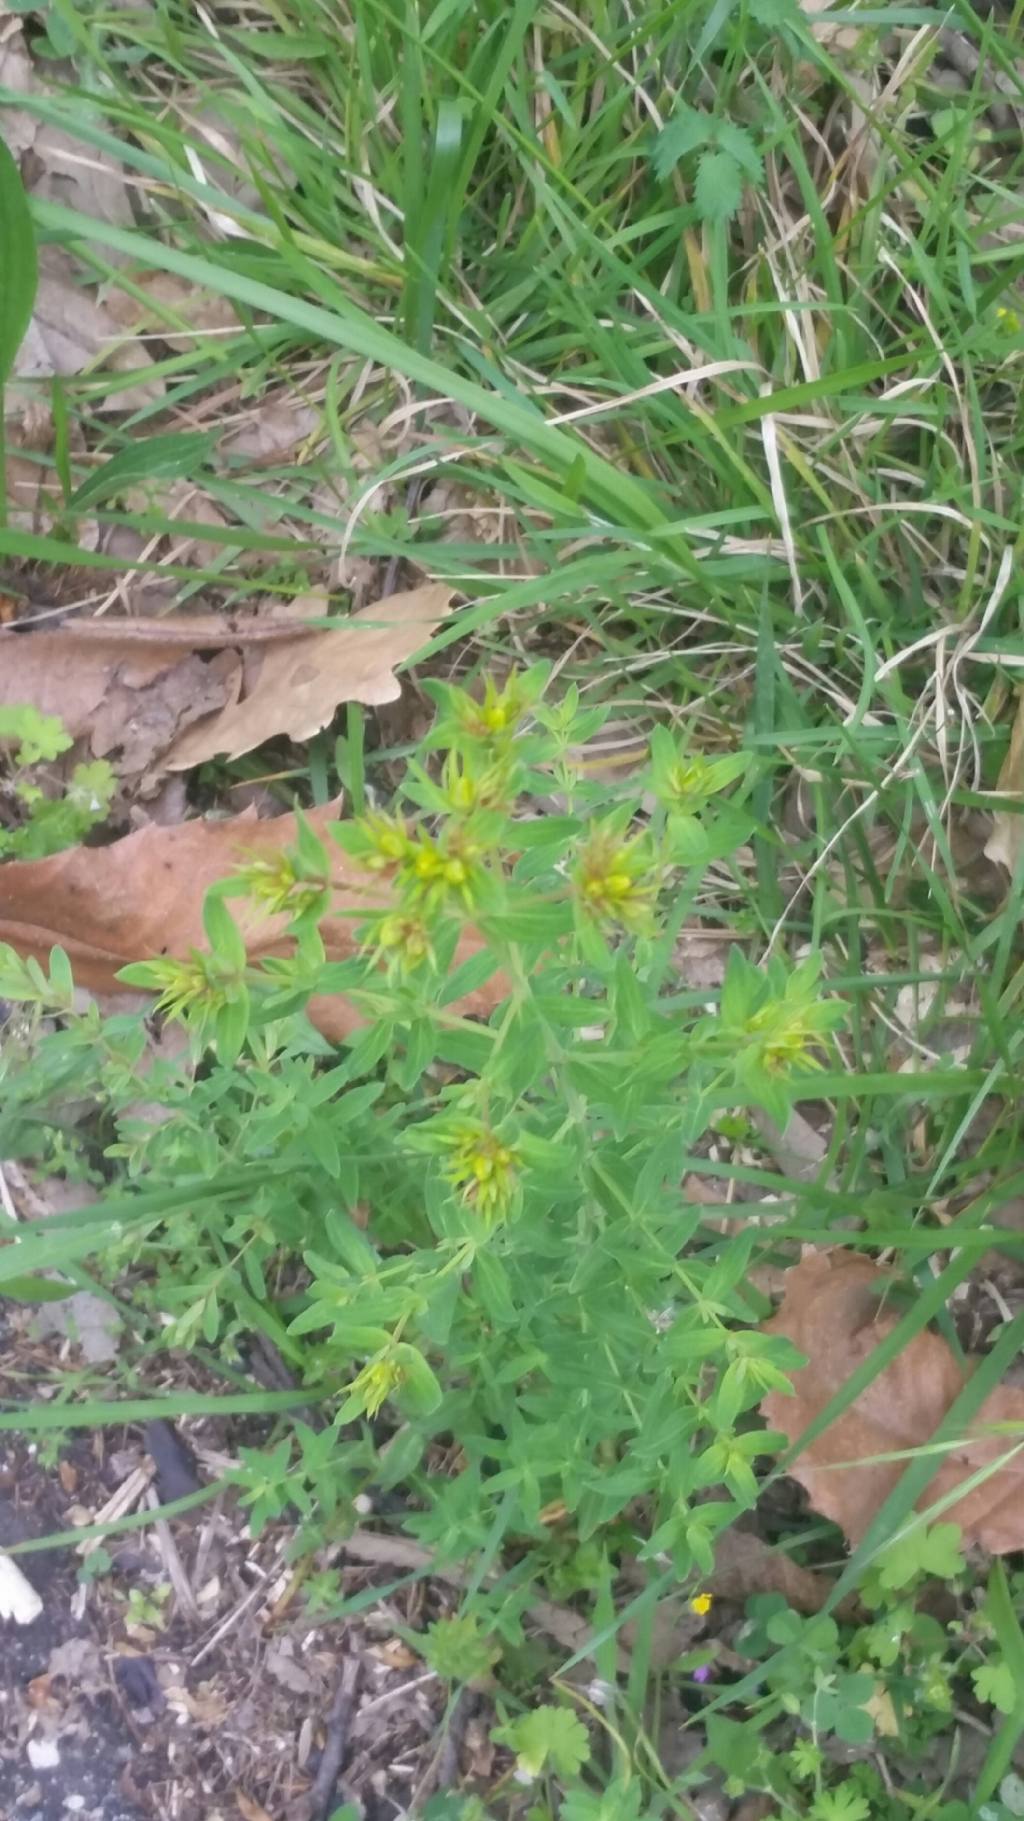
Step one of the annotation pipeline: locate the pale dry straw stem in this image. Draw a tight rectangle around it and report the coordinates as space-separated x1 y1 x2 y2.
809 28 937 223
758 187 821 386
548 360 760 425
777 648 861 721
810 501 987 540
339 441 479 570
875 625 956 683
547 0 667 129
92 525 169 620
759 392 804 615
763 713 935 956
0 1163 18 1225
879 224 981 517
942 543 1014 800
374 387 458 450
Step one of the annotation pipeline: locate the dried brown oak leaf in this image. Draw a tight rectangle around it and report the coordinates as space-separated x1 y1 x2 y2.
0 622 242 784
0 802 503 1044
165 585 452 769
761 1249 1024 1554
1 584 449 784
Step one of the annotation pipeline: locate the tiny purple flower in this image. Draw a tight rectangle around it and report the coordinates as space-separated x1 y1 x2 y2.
692 1664 712 1684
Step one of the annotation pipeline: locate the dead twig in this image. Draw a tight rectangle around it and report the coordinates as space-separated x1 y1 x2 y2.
296 1653 362 1821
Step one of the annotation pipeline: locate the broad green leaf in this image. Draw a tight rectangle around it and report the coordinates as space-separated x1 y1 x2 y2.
69 431 215 511
973 1661 1017 1716
695 151 745 225
652 103 708 181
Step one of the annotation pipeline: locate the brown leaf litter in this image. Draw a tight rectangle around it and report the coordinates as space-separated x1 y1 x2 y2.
0 586 451 788
761 1248 1024 1553
164 585 452 766
0 20 159 414
0 800 502 1043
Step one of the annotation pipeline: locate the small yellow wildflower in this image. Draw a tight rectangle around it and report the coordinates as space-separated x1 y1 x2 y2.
445 1123 520 1220
348 1355 405 1417
458 674 529 741
442 750 511 814
360 812 413 873
574 830 656 932
375 913 433 971
745 1001 826 1074
240 852 325 918
689 1592 713 1617
144 954 217 1021
404 831 483 910
997 304 1021 334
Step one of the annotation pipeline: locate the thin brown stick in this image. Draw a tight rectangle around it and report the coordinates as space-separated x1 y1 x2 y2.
299 1654 362 1821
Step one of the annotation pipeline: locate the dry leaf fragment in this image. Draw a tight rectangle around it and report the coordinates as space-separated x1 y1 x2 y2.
0 623 243 786
236 1797 276 1821
761 1249 1024 1553
220 398 321 460
1 588 447 785
165 585 453 768
104 270 241 351
984 688 1024 875
12 250 160 413
709 1527 856 1619
0 802 503 1042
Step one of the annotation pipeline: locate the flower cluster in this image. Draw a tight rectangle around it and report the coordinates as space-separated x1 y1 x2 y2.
574 827 657 933
444 1120 520 1222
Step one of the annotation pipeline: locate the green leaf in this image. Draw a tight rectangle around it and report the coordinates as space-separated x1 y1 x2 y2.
877 1522 963 1590
750 0 802 22
974 1661 1018 1716
560 1784 649 1821
0 1275 76 1304
0 705 71 765
695 151 745 225
652 103 709 181
213 990 250 1065
394 1343 443 1416
203 893 248 970
496 1705 590 1780
716 120 765 184
0 133 37 384
69 431 215 510
424 1799 494 1821
811 1789 871 1821
420 1613 500 1683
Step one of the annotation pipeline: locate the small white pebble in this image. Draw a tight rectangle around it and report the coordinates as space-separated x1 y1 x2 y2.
513 1767 536 1787
585 1678 615 1708
353 1492 374 1516
27 1738 60 1770
64 1797 86 1812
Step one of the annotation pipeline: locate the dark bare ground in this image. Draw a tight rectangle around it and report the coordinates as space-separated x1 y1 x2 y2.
0 1311 492 1821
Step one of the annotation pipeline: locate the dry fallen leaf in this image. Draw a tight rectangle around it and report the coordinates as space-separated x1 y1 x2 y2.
984 688 1024 875
236 1797 276 1821
220 397 321 460
11 249 160 414
761 1249 1024 1553
104 269 241 352
0 622 242 785
1 21 158 417
0 802 503 1043
0 25 38 158
165 585 452 767
2 586 449 784
709 1527 857 1619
